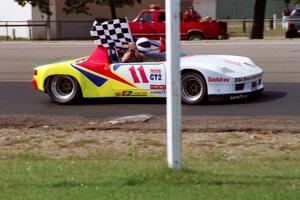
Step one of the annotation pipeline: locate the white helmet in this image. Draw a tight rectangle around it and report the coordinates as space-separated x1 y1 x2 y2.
136 37 151 52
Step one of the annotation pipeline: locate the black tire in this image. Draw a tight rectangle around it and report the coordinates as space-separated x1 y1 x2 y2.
188 33 204 41
181 72 207 104
45 75 81 104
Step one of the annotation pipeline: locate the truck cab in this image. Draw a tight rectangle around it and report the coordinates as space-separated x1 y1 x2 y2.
129 5 229 40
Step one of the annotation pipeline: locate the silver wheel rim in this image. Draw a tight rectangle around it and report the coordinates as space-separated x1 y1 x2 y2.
192 37 201 41
51 76 75 101
182 74 203 103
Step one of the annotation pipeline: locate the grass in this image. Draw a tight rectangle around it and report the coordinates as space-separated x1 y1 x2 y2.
0 154 299 200
0 36 10 40
229 27 286 38
0 36 29 41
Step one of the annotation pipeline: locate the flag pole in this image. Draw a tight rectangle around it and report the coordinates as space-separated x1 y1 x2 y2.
125 17 135 43
166 0 182 170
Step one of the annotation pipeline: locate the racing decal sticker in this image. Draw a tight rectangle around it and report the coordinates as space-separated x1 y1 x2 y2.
118 91 148 97
75 61 136 88
230 94 248 100
71 64 108 87
235 73 263 83
129 65 149 83
150 85 166 89
150 68 162 81
111 63 166 90
150 90 166 96
208 77 230 83
224 59 241 67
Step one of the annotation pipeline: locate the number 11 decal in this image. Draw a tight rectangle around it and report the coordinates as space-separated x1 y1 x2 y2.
129 66 149 83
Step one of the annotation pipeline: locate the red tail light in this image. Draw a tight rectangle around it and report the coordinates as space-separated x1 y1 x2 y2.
32 78 38 90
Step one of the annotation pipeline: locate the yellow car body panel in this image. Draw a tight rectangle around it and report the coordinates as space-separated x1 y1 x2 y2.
33 59 155 98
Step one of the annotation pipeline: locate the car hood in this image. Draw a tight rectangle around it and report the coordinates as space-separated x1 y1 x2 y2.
180 55 263 77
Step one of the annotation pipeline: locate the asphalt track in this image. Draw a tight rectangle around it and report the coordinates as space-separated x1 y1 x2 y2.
0 40 300 118
0 82 298 117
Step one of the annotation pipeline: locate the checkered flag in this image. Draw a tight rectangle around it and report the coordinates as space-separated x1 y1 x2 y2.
90 18 134 48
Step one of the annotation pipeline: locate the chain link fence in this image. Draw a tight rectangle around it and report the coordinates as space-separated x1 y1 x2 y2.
1 19 299 40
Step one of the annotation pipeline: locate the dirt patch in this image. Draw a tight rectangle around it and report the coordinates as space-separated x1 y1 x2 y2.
0 115 299 160
1 115 300 132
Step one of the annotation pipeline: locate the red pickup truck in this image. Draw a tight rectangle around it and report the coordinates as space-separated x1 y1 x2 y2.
129 6 229 40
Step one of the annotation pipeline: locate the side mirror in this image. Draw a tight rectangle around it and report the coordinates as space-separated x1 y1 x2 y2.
139 18 146 23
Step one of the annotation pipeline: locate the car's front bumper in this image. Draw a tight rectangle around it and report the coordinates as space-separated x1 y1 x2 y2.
208 88 264 102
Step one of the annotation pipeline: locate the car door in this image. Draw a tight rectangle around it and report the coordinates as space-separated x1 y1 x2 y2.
110 62 166 97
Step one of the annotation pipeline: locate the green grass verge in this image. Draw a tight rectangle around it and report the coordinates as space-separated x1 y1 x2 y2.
0 36 10 40
229 27 286 38
0 154 299 200
0 36 29 41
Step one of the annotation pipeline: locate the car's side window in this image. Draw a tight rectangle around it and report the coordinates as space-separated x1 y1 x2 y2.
139 12 153 22
158 12 165 22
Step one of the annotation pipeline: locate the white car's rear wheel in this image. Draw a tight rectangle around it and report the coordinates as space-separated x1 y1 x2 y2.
46 75 81 104
181 72 207 104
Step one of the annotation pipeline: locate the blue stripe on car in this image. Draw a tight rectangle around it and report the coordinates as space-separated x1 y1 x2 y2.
71 64 108 87
113 64 122 71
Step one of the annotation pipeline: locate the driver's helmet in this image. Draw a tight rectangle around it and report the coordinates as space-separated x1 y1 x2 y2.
136 37 151 53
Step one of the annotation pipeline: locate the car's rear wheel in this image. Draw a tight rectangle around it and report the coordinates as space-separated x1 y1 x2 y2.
46 75 81 104
181 72 207 104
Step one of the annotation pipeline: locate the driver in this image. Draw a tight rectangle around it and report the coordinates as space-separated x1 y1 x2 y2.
136 37 152 53
136 37 166 62
121 43 144 63
121 37 152 63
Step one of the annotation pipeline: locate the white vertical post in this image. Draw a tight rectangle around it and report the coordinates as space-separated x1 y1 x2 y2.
273 14 277 30
166 0 182 170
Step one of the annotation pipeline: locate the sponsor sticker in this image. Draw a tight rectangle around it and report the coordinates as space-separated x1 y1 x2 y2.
150 85 166 90
230 94 248 100
208 77 230 83
150 68 162 81
151 90 166 95
235 73 263 83
150 69 161 73
121 91 147 97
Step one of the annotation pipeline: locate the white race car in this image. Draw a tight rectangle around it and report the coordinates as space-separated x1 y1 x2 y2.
32 38 264 104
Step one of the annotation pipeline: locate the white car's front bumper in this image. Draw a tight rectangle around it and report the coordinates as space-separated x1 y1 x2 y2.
207 73 264 101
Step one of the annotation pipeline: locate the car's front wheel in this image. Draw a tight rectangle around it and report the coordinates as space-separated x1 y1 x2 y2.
46 75 81 104
181 72 207 104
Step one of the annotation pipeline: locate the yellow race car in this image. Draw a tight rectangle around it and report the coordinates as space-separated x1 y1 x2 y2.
32 44 169 104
